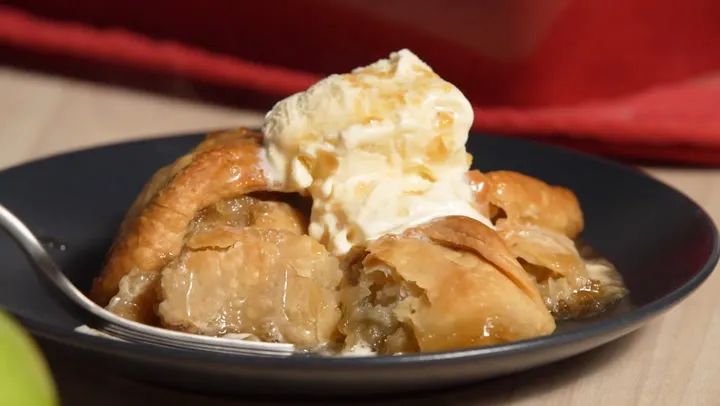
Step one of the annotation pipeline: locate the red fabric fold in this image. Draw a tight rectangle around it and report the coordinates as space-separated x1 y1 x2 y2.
472 74 720 151
0 6 319 96
1 5 718 164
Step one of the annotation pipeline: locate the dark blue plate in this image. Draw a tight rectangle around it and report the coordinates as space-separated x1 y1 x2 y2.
0 133 716 395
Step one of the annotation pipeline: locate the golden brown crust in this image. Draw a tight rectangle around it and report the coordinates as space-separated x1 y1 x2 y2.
373 237 555 351
91 128 269 305
495 219 585 282
340 231 555 353
407 216 545 308
158 227 342 348
465 170 491 217
105 195 309 324
190 196 306 238
467 170 584 238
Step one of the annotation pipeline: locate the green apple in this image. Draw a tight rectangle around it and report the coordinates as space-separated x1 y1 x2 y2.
0 311 57 406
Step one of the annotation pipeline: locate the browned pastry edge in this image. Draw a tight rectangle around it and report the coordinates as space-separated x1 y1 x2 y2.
467 169 584 239
340 223 556 353
407 216 546 308
90 128 269 305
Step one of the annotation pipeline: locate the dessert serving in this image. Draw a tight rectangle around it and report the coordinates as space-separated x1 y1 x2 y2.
90 50 627 355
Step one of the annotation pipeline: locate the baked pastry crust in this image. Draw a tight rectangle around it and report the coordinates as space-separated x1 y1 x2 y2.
159 226 342 348
468 170 584 238
91 129 269 305
468 170 625 318
340 216 555 353
407 216 545 308
104 194 308 322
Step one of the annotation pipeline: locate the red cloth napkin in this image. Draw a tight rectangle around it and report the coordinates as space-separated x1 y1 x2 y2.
1 5 719 164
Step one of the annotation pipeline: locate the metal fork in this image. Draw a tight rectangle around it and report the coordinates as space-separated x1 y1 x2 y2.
0 203 295 357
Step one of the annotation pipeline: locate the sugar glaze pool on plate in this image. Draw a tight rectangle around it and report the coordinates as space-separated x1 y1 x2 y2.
0 132 716 395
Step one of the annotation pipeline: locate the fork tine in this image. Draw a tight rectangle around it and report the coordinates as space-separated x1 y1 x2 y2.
101 322 295 356
104 325 294 356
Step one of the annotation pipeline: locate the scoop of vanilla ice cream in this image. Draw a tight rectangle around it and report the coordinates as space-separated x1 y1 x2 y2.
263 49 491 255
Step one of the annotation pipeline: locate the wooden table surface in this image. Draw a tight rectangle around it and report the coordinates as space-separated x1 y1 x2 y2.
1 66 718 406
